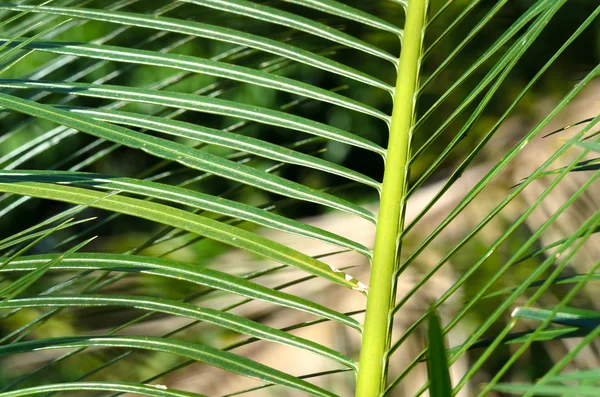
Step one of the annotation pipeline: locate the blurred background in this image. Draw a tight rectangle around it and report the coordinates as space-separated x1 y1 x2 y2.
1 0 600 395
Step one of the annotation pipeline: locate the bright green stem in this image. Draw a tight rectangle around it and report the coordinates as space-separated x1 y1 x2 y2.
355 1 426 396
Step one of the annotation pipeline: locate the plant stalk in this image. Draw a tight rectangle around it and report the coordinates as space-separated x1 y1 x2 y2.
355 0 426 395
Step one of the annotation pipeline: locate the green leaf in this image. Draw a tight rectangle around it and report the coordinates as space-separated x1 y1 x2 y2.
575 140 600 153
544 368 600 382
0 336 337 397
512 307 600 329
493 383 600 396
282 0 403 36
0 91 377 223
0 216 94 253
0 237 93 304
178 0 398 64
0 382 206 397
0 253 362 330
426 308 452 397
482 273 600 300
0 38 389 123
0 170 372 258
58 107 380 191
1 1 599 396
446 326 589 355
0 4 393 93
0 79 385 156
1 294 357 370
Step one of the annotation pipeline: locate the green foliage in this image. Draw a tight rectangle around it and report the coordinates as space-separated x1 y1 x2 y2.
426 308 452 397
0 1 599 396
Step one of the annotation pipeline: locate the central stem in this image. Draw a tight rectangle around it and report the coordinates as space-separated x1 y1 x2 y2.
355 1 426 395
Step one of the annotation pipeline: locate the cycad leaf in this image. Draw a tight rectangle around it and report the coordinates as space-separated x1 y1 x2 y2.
2 253 361 330
59 107 380 191
513 307 600 329
178 0 398 64
0 4 393 93
0 382 206 397
1 0 598 395
0 179 366 295
282 0 403 36
0 39 389 122
426 308 452 397
483 274 600 300
0 336 337 397
2 294 356 370
0 216 93 253
0 170 372 258
0 79 386 157
493 383 600 397
0 91 377 223
0 237 93 303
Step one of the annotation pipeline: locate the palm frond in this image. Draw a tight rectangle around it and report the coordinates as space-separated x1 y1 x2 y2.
0 1 598 396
